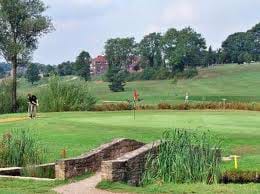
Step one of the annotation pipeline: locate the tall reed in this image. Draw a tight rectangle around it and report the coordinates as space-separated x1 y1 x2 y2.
0 129 46 167
142 129 222 185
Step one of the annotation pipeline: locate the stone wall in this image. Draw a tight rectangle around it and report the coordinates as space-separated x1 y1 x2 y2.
55 138 145 180
101 141 160 186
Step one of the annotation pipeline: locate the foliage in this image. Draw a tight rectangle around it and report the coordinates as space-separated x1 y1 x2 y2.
38 76 96 112
105 37 136 92
22 165 55 179
106 66 126 92
74 51 91 81
0 129 46 167
57 61 74 76
176 68 198 79
142 129 222 184
0 78 28 114
222 23 260 63
163 27 206 74
221 170 260 183
0 79 12 113
138 32 163 69
26 63 40 84
0 0 53 112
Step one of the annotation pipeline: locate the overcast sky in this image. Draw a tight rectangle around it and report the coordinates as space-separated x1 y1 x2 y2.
32 0 260 65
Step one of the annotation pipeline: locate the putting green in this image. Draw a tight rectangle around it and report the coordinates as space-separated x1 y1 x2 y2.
0 110 259 171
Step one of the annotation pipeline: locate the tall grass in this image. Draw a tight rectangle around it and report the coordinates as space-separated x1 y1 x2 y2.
38 76 96 112
142 129 222 185
0 129 46 167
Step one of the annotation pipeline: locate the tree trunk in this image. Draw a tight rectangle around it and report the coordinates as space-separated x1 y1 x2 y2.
11 58 18 113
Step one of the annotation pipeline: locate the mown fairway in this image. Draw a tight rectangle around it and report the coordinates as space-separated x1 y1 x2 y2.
0 110 259 170
0 110 260 193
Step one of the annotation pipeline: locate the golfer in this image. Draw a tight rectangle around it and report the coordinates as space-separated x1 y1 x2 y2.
27 93 39 119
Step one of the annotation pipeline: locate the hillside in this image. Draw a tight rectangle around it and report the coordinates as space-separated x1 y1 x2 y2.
17 63 260 104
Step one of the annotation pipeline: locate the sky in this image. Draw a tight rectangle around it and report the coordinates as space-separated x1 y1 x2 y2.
32 0 260 65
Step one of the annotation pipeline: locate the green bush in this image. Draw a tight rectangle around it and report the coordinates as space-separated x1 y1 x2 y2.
0 79 27 114
176 68 198 79
0 129 46 167
0 79 12 114
142 129 222 185
38 76 96 112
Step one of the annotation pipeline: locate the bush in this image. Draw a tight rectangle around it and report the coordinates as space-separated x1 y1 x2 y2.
0 79 12 114
142 129 222 185
0 79 27 114
38 76 96 112
0 129 46 167
221 170 260 183
176 68 198 79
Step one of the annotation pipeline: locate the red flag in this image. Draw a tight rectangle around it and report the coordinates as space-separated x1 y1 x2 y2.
133 90 139 101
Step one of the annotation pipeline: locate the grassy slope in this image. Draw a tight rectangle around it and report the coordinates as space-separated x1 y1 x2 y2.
17 63 260 104
89 63 260 104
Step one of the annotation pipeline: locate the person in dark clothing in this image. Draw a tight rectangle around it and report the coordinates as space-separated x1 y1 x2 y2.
27 93 38 119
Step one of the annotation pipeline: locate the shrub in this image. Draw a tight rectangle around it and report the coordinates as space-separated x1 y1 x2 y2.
142 129 222 185
176 68 198 79
0 79 28 114
221 170 260 183
38 76 96 112
0 129 46 167
0 78 12 114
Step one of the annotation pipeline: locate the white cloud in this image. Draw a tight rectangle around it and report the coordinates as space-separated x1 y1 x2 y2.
161 0 199 25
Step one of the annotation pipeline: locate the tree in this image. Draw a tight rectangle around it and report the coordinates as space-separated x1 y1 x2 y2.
206 46 216 66
0 0 53 112
43 64 56 77
105 37 135 92
57 61 74 76
163 27 206 74
74 51 91 81
138 32 163 69
26 63 40 84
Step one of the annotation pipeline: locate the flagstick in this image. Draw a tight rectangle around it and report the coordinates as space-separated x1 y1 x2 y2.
134 100 136 120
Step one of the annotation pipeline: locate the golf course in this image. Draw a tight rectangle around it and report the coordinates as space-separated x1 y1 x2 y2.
0 109 260 193
1 63 260 193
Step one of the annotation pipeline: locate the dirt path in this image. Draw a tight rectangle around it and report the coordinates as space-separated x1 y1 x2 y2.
53 173 127 194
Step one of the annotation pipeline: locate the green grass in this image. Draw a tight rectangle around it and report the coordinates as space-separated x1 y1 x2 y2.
18 63 260 104
0 111 259 170
97 181 260 194
88 63 260 104
1 63 260 193
0 110 260 193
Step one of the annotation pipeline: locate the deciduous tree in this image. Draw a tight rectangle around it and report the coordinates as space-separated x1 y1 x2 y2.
0 0 53 112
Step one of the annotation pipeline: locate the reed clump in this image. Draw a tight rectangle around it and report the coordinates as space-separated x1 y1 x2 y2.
142 129 222 185
0 129 46 167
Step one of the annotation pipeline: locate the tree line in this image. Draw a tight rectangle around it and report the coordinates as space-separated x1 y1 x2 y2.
105 23 260 92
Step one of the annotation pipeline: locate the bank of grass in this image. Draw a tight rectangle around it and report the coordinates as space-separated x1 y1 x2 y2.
17 63 260 105
97 181 260 194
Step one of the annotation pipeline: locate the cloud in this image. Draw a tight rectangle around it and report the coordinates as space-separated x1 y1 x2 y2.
161 0 199 25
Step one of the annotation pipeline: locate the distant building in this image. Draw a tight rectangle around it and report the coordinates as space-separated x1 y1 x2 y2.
91 55 108 75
